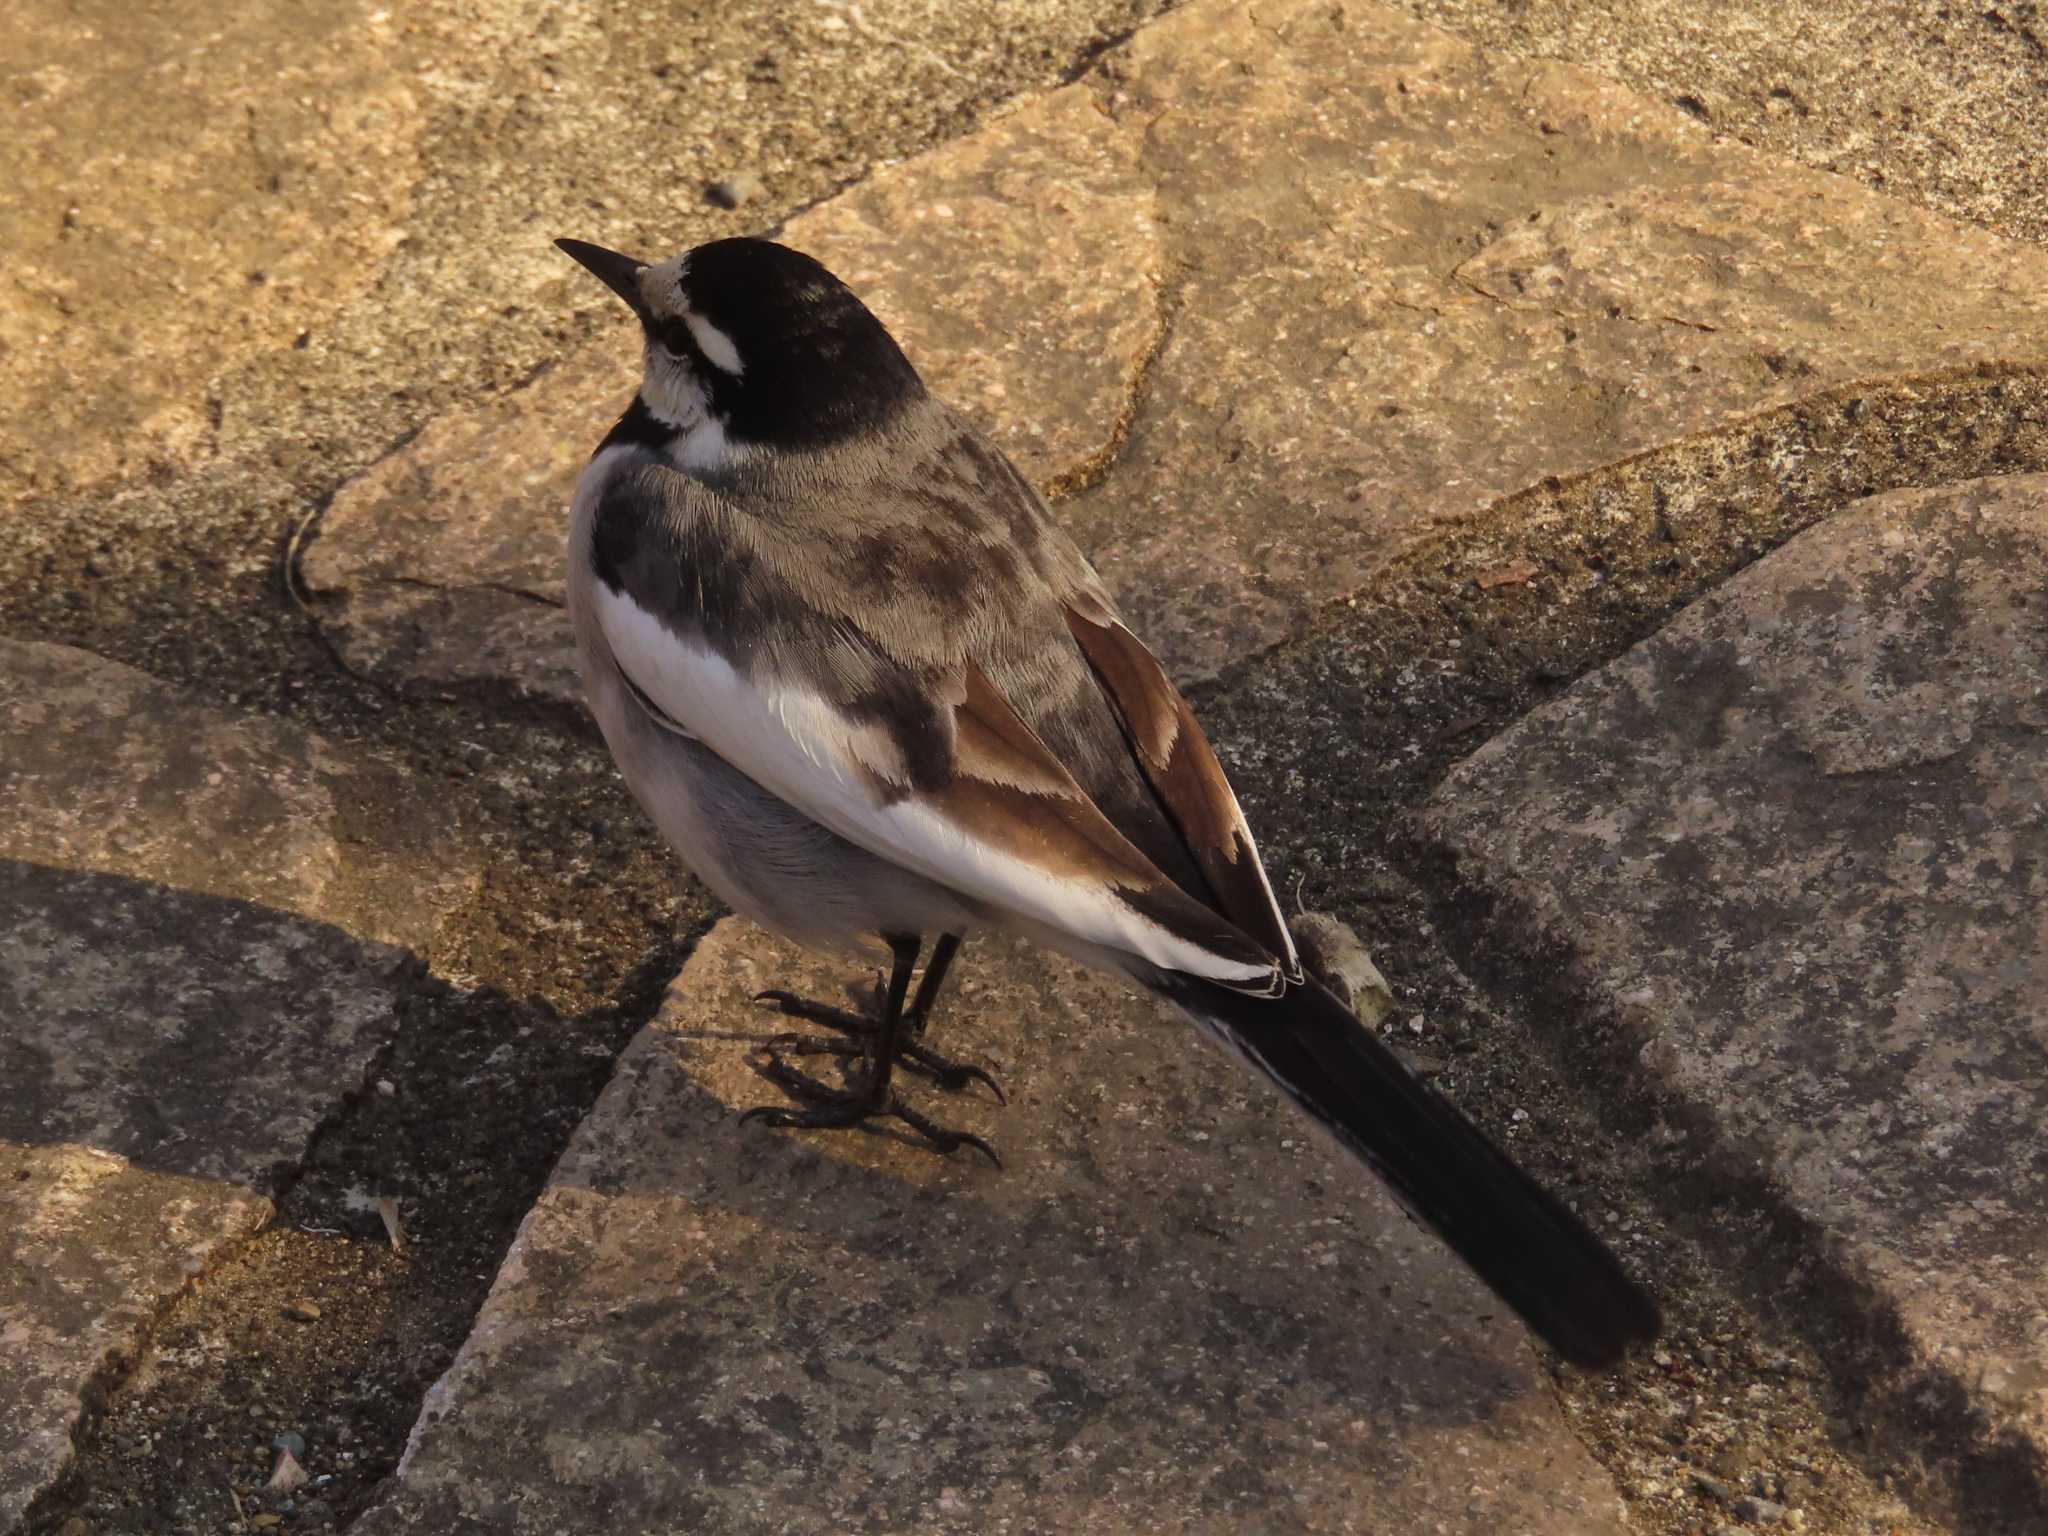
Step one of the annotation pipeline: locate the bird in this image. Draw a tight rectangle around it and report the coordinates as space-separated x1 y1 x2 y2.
554 233 1661 1370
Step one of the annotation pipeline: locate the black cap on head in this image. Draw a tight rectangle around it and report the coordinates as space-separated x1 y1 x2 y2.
557 235 927 450
675 238 927 450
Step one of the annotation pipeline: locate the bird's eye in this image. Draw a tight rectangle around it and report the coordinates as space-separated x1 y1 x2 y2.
654 319 694 358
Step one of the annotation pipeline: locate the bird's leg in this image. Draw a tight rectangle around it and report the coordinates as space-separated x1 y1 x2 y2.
753 929 1003 1102
902 930 959 1036
893 932 1005 1101
743 935 999 1164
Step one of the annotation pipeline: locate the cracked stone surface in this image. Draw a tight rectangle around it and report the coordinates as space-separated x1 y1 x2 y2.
1420 474 2048 1459
0 1148 271 1533
354 919 1633 1534
0 640 478 1526
302 0 2048 696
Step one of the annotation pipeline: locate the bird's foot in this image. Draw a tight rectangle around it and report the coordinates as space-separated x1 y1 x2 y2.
751 989 1005 1102
740 1037 1001 1166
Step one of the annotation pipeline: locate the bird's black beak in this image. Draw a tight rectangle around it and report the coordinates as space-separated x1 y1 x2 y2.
555 238 651 322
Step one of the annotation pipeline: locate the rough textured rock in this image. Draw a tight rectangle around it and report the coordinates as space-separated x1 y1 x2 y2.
293 339 629 700
303 0 2048 696
1060 0 2048 678
1399 0 2048 246
355 920 1635 1534
1420 474 2048 1456
0 640 468 948
0 0 421 496
0 862 419 1192
0 641 476 1525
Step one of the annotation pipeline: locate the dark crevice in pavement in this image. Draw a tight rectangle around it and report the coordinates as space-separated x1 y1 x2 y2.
279 425 426 701
1056 0 1182 84
1046 262 1187 503
1186 360 2048 718
13 1215 273 1536
10 939 447 1536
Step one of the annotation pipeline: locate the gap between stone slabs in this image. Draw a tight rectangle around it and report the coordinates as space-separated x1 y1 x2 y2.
0 639 480 1530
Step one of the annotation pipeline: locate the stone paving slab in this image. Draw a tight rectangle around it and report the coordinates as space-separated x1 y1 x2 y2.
0 641 477 1526
1398 0 2048 246
355 920 1633 1534
302 0 2048 696
0 640 470 951
1420 474 2048 1457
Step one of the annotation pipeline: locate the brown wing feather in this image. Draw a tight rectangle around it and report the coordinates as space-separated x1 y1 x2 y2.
938 663 1279 986
1063 606 1301 978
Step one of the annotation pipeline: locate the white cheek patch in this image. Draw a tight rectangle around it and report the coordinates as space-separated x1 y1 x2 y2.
638 347 751 473
685 312 745 377
640 354 710 429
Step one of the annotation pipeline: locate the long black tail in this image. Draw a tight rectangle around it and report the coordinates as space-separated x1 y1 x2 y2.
1160 971 1660 1370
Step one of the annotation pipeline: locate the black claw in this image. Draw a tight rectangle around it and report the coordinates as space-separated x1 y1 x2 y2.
901 1043 1007 1104
944 1133 1002 1168
888 1097 1002 1166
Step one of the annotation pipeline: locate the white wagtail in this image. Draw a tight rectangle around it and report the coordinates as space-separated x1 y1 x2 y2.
555 235 1659 1369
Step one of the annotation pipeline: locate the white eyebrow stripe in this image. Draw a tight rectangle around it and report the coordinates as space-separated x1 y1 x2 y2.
686 313 744 376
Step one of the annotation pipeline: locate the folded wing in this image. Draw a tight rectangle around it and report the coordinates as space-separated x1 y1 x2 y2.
592 572 1282 992
1064 602 1300 979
